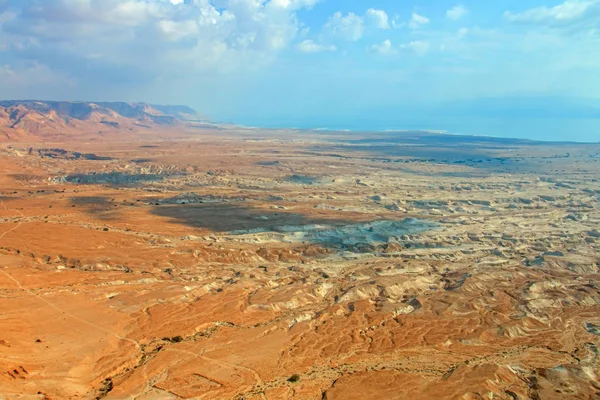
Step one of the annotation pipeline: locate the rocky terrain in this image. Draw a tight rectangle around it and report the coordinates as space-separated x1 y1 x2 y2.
0 127 598 399
0 101 204 140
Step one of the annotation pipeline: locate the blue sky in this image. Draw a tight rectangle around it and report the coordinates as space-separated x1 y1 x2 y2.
1 0 599 141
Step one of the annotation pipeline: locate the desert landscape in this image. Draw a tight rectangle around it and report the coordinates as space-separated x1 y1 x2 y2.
0 101 599 400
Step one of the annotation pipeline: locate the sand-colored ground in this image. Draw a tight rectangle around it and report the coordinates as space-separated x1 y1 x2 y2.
0 128 599 399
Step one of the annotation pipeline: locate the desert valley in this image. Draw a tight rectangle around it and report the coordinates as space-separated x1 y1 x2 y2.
0 101 599 400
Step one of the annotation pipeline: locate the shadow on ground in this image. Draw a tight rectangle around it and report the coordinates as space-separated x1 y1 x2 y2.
70 196 123 221
309 132 596 177
150 203 437 250
60 172 176 187
150 203 350 233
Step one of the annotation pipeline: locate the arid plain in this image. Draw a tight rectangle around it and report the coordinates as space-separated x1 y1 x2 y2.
0 103 599 399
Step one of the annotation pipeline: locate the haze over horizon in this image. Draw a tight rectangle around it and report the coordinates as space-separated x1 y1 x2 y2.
1 0 599 141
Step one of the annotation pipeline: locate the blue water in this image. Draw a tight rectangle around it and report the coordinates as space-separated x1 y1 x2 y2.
227 116 600 143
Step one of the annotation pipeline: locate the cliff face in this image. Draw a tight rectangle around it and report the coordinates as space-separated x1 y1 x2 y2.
0 101 203 140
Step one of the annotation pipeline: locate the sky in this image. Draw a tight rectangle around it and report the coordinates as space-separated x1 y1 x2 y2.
1 0 599 141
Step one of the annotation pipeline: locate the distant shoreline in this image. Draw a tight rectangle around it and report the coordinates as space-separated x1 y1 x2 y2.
211 117 600 144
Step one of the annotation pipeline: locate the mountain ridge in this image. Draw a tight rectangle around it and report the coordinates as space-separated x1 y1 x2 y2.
0 100 205 140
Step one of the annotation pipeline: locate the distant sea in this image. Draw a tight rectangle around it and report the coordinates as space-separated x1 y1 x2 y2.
227 116 600 143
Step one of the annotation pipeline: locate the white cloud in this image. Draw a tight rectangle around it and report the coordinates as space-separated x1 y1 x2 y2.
0 62 76 87
271 0 321 9
366 8 389 29
447 5 468 20
367 39 396 55
457 27 470 39
0 0 323 80
403 40 430 55
297 39 336 53
325 11 365 41
158 19 199 41
391 14 405 29
505 0 600 24
409 12 430 29
325 8 390 41
367 38 429 56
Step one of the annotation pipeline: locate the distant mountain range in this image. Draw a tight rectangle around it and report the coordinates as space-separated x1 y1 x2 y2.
0 100 205 140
